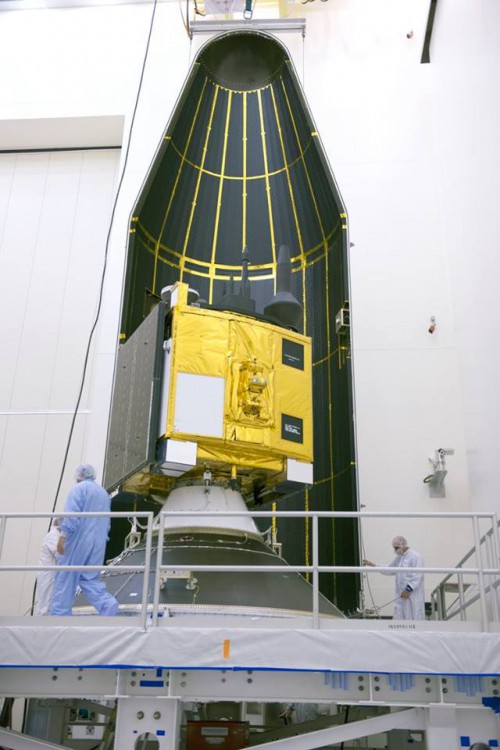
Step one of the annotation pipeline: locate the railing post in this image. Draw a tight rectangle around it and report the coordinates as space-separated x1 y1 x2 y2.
152 513 165 627
491 513 500 623
472 515 489 631
140 513 154 630
485 527 500 622
433 590 440 621
493 513 500 566
312 514 319 628
0 515 6 562
430 590 436 620
438 584 445 621
457 572 466 621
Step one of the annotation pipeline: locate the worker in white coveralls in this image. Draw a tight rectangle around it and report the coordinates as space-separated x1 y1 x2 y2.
34 518 61 615
363 535 425 620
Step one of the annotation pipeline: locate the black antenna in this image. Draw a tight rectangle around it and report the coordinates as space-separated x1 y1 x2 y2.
264 245 302 330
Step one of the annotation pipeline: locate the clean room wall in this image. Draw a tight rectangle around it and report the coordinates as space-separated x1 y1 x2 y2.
0 150 120 614
304 0 500 612
0 2 190 615
431 5 500 516
0 0 499 617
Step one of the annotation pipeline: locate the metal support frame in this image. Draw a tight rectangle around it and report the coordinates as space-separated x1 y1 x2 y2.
235 707 425 749
473 515 490 631
3 667 500 709
115 696 180 750
430 515 500 625
312 514 319 627
423 705 498 750
2 668 500 749
0 727 69 749
3 700 498 750
189 18 306 36
424 706 457 750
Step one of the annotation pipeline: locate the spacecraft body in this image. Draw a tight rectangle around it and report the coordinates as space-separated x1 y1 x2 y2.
105 278 313 497
80 278 343 618
157 288 312 477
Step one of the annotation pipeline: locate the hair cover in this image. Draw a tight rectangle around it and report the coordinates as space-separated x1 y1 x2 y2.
75 464 96 481
392 535 408 548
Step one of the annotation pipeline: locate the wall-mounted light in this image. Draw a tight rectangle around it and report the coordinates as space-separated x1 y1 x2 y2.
423 448 454 498
335 303 350 335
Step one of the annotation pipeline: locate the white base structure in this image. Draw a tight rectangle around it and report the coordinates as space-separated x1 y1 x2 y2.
2 501 500 747
1 616 500 749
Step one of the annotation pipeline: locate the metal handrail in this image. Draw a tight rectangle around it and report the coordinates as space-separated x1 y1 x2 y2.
155 508 500 631
430 514 500 623
1 509 499 631
0 511 154 630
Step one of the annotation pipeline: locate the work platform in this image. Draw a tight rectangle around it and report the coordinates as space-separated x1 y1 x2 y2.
2 616 500 702
1 616 500 750
2 510 500 748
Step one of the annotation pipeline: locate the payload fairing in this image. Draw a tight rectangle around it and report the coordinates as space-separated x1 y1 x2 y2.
98 29 358 614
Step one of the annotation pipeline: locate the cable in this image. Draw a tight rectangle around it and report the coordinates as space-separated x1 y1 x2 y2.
29 0 159 616
378 596 400 609
180 0 190 38
358 527 378 611
302 26 305 89
51 0 159 517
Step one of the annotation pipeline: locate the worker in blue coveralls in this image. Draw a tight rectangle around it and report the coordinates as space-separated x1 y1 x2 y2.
51 464 119 616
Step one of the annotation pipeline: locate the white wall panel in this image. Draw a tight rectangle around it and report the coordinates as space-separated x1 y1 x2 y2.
0 149 119 615
47 154 119 409
345 162 452 352
0 161 48 413
355 343 471 614
0 5 155 120
431 49 500 512
10 162 84 410
0 154 16 237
